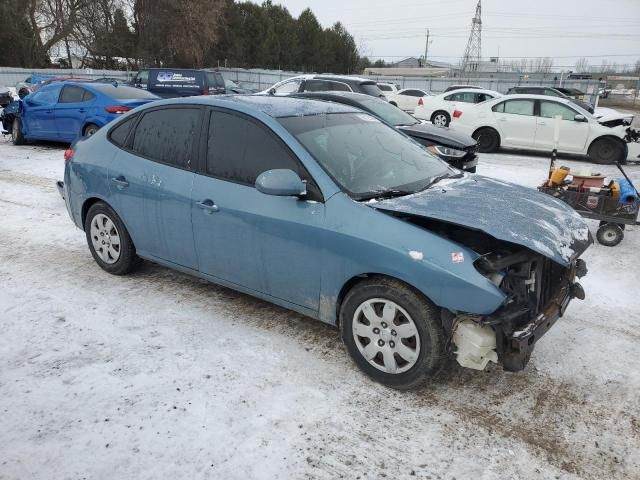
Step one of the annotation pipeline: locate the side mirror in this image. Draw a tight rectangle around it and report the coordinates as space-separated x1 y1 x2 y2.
255 169 306 197
574 114 587 122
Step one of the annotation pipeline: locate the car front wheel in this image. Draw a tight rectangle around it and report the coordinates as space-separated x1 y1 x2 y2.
11 117 26 145
588 137 625 165
340 278 447 389
85 202 140 275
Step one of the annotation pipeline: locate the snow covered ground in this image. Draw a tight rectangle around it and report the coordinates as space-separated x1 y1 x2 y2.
0 136 639 480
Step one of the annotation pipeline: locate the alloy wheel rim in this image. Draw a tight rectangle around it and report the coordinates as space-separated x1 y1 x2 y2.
90 213 121 264
603 229 617 241
352 298 420 374
86 126 98 137
434 114 447 126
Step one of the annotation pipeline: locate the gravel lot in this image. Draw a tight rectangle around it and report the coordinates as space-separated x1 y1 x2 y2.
1 135 639 480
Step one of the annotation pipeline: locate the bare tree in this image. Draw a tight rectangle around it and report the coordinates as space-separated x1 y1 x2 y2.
575 57 589 73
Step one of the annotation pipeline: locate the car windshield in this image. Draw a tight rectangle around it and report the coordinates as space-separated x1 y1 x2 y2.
357 97 419 127
278 112 450 199
378 84 392 92
225 79 240 88
90 84 158 100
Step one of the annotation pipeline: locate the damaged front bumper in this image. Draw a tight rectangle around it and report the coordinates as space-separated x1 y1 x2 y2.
484 258 587 371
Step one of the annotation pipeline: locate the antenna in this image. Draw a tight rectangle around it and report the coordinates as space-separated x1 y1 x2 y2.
461 0 482 73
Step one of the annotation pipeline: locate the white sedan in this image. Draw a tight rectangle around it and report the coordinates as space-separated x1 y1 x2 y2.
449 94 629 164
377 82 400 100
388 88 432 112
414 88 502 127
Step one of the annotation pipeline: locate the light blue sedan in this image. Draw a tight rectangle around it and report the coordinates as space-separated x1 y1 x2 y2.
62 96 591 388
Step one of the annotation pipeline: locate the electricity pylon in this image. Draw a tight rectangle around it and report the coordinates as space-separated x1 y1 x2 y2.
461 0 482 73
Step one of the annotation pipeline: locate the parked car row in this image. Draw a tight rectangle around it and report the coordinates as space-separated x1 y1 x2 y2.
60 94 591 388
449 94 631 164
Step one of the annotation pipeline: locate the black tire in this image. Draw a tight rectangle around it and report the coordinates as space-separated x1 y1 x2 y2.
466 166 477 174
83 123 99 137
596 223 624 247
339 277 447 390
85 202 140 275
389 101 398 107
431 110 450 127
473 127 500 153
11 117 26 145
588 137 625 165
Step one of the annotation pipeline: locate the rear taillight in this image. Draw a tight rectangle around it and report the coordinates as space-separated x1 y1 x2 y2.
453 110 463 118
418 98 424 106
104 105 131 114
202 87 209 95
64 148 74 162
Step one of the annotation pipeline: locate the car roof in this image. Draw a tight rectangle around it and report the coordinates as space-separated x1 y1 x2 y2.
511 86 559 91
440 88 501 96
136 94 361 118
313 74 376 84
495 93 573 104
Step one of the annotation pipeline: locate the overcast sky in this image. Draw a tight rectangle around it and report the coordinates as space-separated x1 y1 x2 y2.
263 0 640 70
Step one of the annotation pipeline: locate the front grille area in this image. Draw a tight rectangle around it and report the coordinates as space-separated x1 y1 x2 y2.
535 258 566 314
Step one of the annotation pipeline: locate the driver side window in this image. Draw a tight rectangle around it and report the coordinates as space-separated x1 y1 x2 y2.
206 110 320 199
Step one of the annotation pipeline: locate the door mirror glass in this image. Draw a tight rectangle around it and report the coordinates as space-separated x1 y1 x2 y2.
255 169 306 197
574 114 586 122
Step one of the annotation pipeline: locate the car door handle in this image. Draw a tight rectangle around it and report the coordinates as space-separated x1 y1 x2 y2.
111 176 129 189
78 108 86 113
196 199 219 213
498 117 507 121
538 121 547 125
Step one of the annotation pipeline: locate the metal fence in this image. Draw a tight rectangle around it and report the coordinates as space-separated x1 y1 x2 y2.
217 68 602 105
0 66 601 105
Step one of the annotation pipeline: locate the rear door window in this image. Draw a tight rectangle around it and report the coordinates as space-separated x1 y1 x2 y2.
131 107 201 168
206 110 310 186
59 86 88 103
494 100 535 115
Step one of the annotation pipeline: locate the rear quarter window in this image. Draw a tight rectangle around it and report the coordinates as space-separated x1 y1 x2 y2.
108 115 137 147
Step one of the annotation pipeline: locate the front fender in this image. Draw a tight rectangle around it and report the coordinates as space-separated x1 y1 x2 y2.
318 195 506 324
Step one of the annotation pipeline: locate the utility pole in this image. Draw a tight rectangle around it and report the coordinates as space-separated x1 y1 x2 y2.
424 29 430 67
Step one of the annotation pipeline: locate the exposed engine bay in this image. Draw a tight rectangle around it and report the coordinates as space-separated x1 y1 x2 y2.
391 212 588 372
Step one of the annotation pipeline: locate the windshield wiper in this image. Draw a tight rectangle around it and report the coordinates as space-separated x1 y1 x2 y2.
356 189 415 202
419 171 463 192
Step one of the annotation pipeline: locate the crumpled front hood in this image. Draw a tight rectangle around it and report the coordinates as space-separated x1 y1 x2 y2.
371 175 592 266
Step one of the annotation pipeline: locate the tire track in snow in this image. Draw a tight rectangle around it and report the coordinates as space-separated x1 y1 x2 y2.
1 218 637 480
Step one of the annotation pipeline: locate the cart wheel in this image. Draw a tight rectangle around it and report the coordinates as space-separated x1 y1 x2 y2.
599 220 625 230
596 223 624 247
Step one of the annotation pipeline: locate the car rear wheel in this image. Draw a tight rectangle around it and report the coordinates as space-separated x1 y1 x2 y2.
340 278 447 390
473 127 500 153
596 223 624 246
85 202 140 275
83 123 99 137
11 117 26 145
389 101 398 107
431 111 450 127
588 137 625 165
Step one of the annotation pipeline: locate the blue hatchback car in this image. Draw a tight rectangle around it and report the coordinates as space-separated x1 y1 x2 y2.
62 96 591 388
9 81 158 144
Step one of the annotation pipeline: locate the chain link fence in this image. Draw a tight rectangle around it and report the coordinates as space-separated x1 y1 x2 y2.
0 66 601 105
